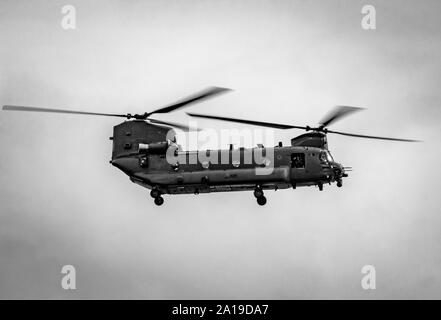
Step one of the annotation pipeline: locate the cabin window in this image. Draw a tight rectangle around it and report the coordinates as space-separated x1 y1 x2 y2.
264 158 271 167
139 157 148 168
202 161 210 169
291 153 305 168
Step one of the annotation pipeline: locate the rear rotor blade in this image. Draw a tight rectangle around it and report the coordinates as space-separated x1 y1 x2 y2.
149 118 201 131
319 106 364 127
327 129 420 142
187 112 307 130
3 105 127 118
148 86 232 116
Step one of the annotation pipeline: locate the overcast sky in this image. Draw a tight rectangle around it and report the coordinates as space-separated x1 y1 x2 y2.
0 0 440 299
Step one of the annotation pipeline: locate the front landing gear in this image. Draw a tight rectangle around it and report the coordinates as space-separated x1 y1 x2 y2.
318 182 323 191
150 188 164 206
254 186 267 206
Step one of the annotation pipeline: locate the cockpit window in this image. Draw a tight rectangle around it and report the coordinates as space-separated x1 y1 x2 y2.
320 151 334 163
326 151 334 162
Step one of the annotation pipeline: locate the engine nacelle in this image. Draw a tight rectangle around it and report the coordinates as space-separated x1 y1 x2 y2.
138 141 169 154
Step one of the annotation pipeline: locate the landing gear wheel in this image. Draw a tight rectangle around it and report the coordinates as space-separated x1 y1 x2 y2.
257 196 267 206
254 188 264 198
154 196 164 206
318 182 323 191
150 189 160 198
337 180 343 188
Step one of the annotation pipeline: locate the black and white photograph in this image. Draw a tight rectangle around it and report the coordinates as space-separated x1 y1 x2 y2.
0 0 440 307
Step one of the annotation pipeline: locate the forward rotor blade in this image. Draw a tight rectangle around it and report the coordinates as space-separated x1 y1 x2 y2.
2 105 127 117
149 118 201 131
319 106 364 127
326 129 421 142
148 86 232 116
187 112 307 130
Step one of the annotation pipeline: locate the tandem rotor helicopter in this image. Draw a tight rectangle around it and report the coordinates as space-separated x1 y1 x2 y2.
2 87 419 206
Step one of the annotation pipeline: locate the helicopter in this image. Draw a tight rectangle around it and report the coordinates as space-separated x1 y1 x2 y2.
2 86 419 206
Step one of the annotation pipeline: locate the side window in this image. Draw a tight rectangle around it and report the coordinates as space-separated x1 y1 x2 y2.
291 153 305 168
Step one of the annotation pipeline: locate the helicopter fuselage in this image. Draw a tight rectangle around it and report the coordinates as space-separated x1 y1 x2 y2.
110 120 346 201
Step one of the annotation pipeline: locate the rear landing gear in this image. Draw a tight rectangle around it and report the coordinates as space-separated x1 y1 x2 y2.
151 188 164 206
253 188 264 198
256 196 267 206
154 196 164 206
337 180 343 188
150 189 160 198
254 186 267 206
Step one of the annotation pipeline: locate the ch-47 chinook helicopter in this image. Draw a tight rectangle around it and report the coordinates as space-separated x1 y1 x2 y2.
3 86 419 206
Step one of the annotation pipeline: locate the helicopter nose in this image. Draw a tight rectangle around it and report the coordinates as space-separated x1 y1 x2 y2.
342 165 352 177
332 163 345 178
337 165 352 178
332 163 347 188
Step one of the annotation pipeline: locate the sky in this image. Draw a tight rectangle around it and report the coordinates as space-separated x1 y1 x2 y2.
0 0 440 299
